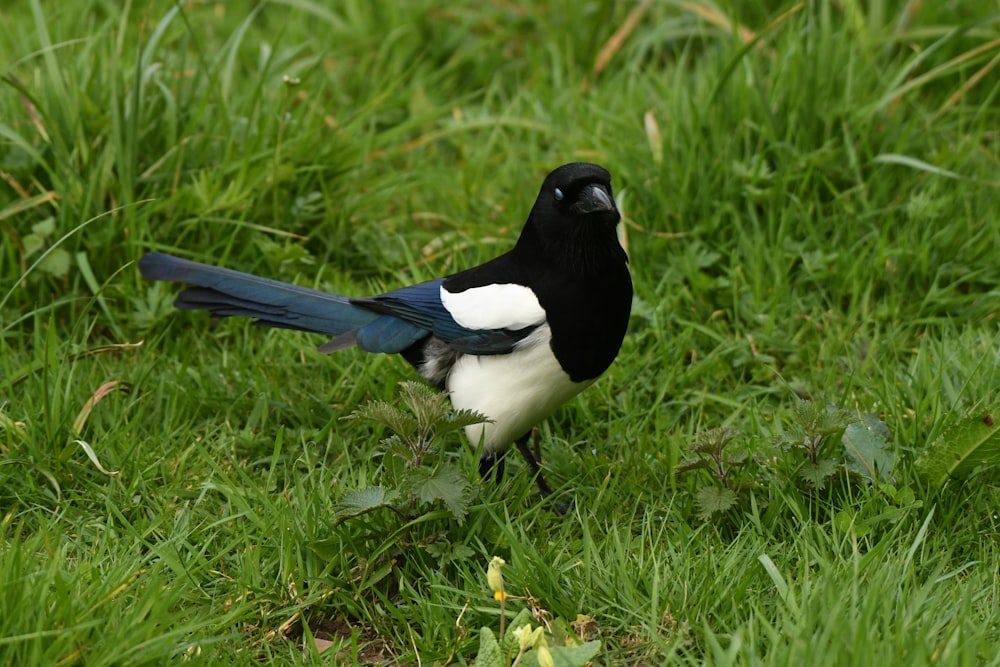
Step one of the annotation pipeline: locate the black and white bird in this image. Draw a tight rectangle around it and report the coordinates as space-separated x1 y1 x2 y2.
139 162 632 497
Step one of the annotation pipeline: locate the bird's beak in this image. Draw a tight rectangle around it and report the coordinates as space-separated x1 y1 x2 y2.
573 183 616 214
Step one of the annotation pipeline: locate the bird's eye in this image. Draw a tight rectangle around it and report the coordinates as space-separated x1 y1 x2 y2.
554 187 564 201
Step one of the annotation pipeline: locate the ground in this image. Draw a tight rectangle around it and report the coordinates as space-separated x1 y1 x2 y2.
1 1 999 665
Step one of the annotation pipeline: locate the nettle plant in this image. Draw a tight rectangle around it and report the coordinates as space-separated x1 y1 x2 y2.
677 400 900 521
325 384 606 665
678 398 1000 522
337 381 486 523
314 381 486 570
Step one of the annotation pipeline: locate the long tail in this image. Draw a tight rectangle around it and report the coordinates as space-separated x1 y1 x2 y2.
138 252 381 349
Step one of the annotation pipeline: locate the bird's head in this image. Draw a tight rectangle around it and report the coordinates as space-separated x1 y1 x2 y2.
536 162 618 222
517 162 624 271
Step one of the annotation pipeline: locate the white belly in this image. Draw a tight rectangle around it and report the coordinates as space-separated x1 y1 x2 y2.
445 325 592 454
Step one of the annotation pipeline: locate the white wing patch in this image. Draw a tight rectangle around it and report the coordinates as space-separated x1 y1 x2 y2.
440 283 545 330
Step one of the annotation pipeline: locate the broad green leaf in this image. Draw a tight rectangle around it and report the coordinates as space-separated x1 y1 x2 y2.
333 486 398 523
552 640 602 667
841 416 894 482
727 448 749 465
674 458 711 475
886 484 916 507
408 464 471 522
38 247 71 277
798 458 838 488
22 233 44 258
424 540 475 564
476 627 502 667
915 409 1000 490
834 510 870 537
694 485 738 520
31 216 56 236
521 640 602 667
501 609 536 661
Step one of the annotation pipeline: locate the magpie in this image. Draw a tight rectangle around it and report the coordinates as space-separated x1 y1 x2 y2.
139 162 632 498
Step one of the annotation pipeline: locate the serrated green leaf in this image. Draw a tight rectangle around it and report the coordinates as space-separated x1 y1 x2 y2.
399 380 450 425
694 485 738 520
425 540 475 564
842 416 893 482
674 458 710 475
381 433 408 455
450 544 475 560
346 381 486 465
784 401 848 447
915 409 1000 489
691 426 735 456
798 458 839 488
348 400 418 435
333 486 398 523
727 448 749 465
408 464 471 522
476 627 502 667
437 408 490 435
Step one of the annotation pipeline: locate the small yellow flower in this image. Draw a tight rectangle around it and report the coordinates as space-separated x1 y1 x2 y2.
487 556 506 601
536 644 555 667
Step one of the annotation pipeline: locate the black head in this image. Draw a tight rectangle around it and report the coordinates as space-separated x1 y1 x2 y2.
515 162 624 271
536 162 618 222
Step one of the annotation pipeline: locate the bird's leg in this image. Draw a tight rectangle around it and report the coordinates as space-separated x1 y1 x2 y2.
515 431 553 499
479 450 506 485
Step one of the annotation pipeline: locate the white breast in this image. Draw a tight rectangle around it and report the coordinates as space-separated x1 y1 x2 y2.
445 324 593 453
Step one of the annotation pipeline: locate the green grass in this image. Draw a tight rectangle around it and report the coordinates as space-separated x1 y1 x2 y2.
2 0 1000 664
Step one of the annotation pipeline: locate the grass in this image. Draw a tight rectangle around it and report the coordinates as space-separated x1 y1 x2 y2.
2 0 999 664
